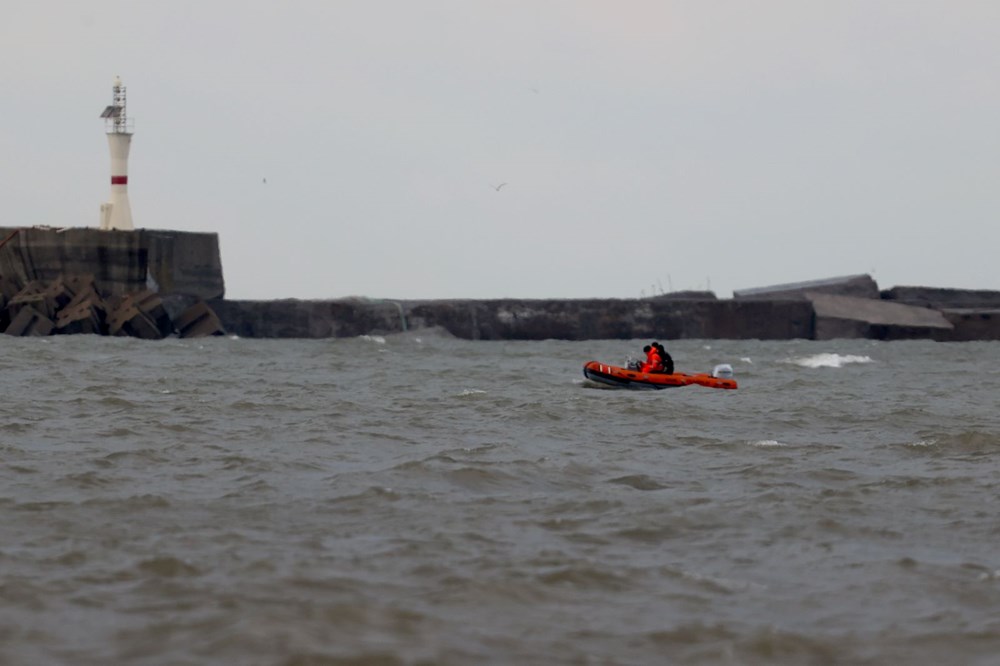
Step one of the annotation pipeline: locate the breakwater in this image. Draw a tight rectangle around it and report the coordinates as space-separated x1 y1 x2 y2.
208 288 1000 341
209 297 815 340
0 227 224 299
3 228 1000 341
0 227 224 339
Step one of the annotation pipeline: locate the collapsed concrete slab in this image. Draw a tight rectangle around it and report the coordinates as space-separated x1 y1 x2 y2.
4 305 54 336
55 296 106 335
808 292 954 340
0 274 221 339
106 290 173 339
735 274 879 300
7 281 52 320
174 301 225 338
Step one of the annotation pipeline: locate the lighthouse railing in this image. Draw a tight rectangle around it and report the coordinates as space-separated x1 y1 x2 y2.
105 118 135 134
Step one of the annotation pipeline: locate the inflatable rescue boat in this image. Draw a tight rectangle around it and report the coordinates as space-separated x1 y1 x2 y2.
583 361 737 391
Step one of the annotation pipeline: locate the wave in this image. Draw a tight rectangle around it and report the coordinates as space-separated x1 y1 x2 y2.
904 430 1000 456
785 353 873 368
746 439 787 448
607 474 669 491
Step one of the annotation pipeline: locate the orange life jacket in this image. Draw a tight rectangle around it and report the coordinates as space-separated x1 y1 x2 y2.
641 347 664 373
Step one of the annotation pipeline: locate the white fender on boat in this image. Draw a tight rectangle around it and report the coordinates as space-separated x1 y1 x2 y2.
712 364 734 379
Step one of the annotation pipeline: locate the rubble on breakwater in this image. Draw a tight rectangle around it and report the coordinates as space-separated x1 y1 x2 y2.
1 275 225 339
1 227 226 338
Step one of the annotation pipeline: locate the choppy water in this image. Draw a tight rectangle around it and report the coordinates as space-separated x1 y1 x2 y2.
2 332 1000 665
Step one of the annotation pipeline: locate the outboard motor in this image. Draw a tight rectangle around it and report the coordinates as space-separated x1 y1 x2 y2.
712 364 734 379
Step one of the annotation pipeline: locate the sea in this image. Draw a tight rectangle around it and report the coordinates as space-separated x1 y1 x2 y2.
2 332 999 665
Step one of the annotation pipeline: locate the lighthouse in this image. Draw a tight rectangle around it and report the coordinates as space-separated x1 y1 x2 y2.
99 76 134 231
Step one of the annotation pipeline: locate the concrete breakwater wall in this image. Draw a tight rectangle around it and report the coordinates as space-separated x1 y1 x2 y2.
209 279 1000 342
0 227 225 300
209 295 998 341
0 228 226 338
210 298 816 340
3 229 999 341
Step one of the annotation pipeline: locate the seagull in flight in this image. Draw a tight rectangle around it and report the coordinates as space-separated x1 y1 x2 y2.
492 182 507 191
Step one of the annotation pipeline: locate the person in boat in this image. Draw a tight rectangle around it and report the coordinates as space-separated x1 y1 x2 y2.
653 341 674 374
640 343 664 373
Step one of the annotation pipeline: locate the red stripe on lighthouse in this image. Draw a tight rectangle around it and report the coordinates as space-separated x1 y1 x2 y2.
111 175 128 185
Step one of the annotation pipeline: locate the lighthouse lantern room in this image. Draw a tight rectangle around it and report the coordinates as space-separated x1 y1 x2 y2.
99 76 135 231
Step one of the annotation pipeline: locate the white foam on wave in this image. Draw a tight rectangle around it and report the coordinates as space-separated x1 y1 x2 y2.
747 439 787 448
787 353 873 369
905 438 937 448
458 389 487 397
740 357 753 364
361 335 386 345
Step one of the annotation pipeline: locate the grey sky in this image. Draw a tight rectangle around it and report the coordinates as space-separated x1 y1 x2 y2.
3 1 998 299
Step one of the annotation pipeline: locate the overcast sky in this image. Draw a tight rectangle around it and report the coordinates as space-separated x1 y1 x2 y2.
3 1 998 299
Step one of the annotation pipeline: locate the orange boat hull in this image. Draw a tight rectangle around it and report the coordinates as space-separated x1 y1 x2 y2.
582 361 737 391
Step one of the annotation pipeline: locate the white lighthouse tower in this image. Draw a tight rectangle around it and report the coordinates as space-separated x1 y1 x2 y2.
99 76 135 231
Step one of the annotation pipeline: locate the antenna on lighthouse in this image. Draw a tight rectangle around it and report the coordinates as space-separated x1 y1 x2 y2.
98 75 135 231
